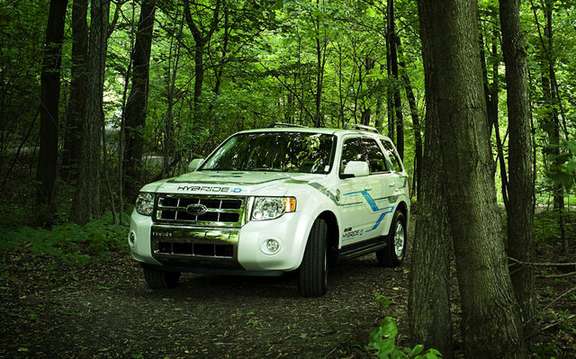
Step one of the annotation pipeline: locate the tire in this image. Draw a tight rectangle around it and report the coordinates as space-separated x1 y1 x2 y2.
298 218 328 297
143 266 181 289
376 211 407 267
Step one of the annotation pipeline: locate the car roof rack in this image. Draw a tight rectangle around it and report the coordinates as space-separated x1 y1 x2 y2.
271 122 307 128
350 124 380 134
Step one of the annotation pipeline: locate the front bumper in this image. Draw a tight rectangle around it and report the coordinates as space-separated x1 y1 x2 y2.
128 209 312 273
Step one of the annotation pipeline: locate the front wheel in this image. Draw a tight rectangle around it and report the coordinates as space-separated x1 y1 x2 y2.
143 266 181 289
298 218 328 297
376 211 407 267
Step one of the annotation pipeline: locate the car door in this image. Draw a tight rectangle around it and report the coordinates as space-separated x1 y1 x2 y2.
362 137 398 238
338 136 375 246
338 136 396 245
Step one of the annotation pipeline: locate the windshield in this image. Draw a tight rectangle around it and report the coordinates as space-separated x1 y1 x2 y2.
200 132 336 174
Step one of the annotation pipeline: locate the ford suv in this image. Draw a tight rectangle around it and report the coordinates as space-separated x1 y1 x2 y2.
129 124 410 297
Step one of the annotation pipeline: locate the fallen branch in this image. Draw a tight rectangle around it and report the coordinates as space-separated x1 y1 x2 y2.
508 257 576 267
537 271 576 279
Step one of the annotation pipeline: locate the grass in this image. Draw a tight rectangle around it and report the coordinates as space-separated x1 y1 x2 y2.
0 212 129 266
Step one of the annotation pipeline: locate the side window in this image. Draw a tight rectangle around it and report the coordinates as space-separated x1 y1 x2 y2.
363 138 389 174
381 139 403 172
340 138 365 175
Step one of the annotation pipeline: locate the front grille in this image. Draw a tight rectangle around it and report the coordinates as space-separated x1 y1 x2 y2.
157 241 234 258
154 194 245 227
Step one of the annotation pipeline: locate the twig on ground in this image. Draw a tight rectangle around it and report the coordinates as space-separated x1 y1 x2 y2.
528 314 576 338
541 286 576 313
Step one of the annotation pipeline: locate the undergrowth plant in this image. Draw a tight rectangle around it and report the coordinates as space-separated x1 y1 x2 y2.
368 292 442 359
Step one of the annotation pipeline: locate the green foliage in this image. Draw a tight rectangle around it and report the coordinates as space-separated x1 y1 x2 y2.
0 213 128 265
368 293 442 359
533 210 576 244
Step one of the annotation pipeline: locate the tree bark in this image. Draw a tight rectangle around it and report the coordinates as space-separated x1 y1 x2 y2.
417 0 525 357
122 0 157 200
62 0 89 181
36 0 68 225
500 0 536 333
72 0 109 224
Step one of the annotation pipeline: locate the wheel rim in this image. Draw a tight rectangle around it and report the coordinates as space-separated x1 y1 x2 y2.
394 223 405 259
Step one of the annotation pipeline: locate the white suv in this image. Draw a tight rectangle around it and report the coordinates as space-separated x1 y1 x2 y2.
129 125 410 297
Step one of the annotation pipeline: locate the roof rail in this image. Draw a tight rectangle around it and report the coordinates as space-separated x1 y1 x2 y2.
271 122 307 128
350 124 380 134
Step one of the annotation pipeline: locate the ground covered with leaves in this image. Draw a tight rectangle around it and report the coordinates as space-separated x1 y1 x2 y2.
0 211 574 358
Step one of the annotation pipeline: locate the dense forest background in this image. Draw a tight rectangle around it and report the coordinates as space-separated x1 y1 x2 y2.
0 0 575 357
1 0 576 223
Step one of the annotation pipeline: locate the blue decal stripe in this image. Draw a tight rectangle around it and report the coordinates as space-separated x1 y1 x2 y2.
361 191 380 211
343 189 395 231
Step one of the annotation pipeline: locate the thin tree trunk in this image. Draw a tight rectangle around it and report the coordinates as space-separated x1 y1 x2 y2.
417 0 525 357
163 10 184 176
398 40 422 199
314 0 327 127
183 0 221 121
387 0 403 158
36 0 68 225
122 0 157 200
500 0 536 334
72 0 109 224
487 19 511 213
62 0 88 181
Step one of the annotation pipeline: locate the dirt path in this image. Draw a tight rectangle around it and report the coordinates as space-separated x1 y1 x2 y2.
0 253 409 358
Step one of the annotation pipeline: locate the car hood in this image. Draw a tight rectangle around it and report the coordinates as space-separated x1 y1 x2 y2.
140 170 324 196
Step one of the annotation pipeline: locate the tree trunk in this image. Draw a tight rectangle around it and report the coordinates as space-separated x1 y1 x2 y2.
36 0 68 225
418 0 525 357
487 19 511 213
398 39 422 199
72 0 109 224
408 23 453 353
500 0 535 334
123 0 157 200
163 11 184 176
183 0 221 121
314 0 327 127
386 0 404 158
62 0 89 181
409 2 453 355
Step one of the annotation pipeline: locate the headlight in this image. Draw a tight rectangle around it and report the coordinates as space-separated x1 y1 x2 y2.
135 192 155 216
251 197 296 221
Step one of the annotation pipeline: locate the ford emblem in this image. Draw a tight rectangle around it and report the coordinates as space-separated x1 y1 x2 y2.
186 204 208 216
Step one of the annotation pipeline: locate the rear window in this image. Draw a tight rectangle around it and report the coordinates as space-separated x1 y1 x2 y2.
381 139 403 172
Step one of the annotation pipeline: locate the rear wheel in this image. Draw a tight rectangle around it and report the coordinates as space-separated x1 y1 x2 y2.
376 211 406 267
298 218 328 297
143 266 181 289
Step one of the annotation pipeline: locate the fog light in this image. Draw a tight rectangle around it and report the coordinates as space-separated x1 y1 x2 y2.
129 232 136 246
261 239 280 255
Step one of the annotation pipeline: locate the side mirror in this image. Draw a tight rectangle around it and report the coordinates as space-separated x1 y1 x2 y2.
342 161 370 178
187 158 205 172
